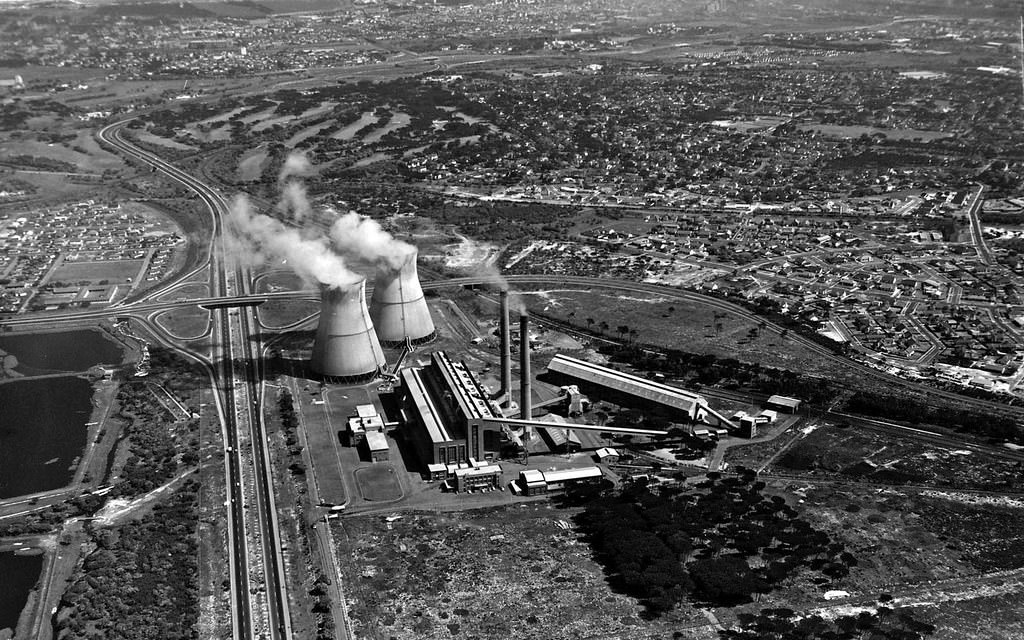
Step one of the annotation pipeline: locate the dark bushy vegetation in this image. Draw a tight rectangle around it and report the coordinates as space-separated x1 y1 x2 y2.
845 391 1021 442
56 483 199 640
574 472 854 612
718 606 935 640
593 341 837 406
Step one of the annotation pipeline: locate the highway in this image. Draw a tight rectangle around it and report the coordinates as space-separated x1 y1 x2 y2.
98 120 292 640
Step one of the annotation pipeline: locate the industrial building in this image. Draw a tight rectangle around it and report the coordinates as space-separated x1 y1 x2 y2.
536 414 582 453
399 351 499 466
365 431 390 462
398 311 669 471
516 466 604 494
452 463 502 492
347 403 384 446
545 354 735 428
767 395 802 413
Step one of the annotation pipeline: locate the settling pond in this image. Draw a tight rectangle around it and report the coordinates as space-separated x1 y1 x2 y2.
0 551 42 635
0 329 125 499
0 328 124 375
0 376 95 498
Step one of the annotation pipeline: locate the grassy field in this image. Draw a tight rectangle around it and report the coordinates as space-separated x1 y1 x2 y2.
154 306 210 340
515 287 856 383
48 260 143 285
354 464 403 501
332 505 710 640
773 424 1024 491
157 282 210 302
258 299 320 329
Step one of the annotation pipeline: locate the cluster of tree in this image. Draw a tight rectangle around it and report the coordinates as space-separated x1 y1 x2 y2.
574 471 854 612
977 161 1024 197
717 606 935 640
277 388 305 475
0 153 76 173
112 349 203 496
979 211 1024 225
55 483 199 640
593 341 837 406
427 201 578 243
112 378 181 496
309 574 337 640
845 391 1022 443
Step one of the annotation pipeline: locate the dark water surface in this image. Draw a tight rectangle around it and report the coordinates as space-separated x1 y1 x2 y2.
0 376 93 498
0 329 123 375
0 551 43 634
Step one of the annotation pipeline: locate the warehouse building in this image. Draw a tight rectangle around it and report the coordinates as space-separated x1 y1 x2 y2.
515 466 604 494
767 395 802 413
546 354 735 427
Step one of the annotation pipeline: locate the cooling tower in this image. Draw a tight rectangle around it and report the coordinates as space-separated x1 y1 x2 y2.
369 249 436 347
311 281 387 382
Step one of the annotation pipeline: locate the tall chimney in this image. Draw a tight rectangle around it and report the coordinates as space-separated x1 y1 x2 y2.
311 280 386 381
520 312 531 423
500 290 512 406
369 248 436 347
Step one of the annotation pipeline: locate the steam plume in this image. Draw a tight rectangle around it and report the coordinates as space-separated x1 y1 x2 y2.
278 181 312 223
227 194 361 289
278 152 312 183
328 211 416 272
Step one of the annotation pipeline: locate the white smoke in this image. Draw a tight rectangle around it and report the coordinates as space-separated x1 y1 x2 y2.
278 181 313 223
278 152 312 183
227 194 362 289
328 211 416 273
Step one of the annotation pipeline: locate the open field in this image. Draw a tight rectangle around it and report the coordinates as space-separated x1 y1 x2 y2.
48 259 144 285
774 423 1024 491
154 306 210 340
354 464 403 502
258 299 319 329
332 504 710 640
515 286 855 382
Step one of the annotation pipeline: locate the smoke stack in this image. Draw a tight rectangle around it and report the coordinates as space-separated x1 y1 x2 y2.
520 312 531 422
500 290 512 406
369 249 436 347
311 280 386 382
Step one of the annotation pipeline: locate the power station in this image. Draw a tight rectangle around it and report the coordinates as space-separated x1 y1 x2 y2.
302 248 742 485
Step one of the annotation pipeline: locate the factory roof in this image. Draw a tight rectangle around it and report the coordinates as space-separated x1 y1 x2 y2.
596 447 620 459
547 354 707 415
539 425 581 448
542 467 603 483
365 431 389 452
519 469 546 485
767 395 802 410
431 351 497 421
401 367 455 445
454 464 502 479
355 404 378 418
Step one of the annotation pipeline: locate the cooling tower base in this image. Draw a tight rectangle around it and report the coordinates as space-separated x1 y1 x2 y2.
378 330 437 349
313 369 382 385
